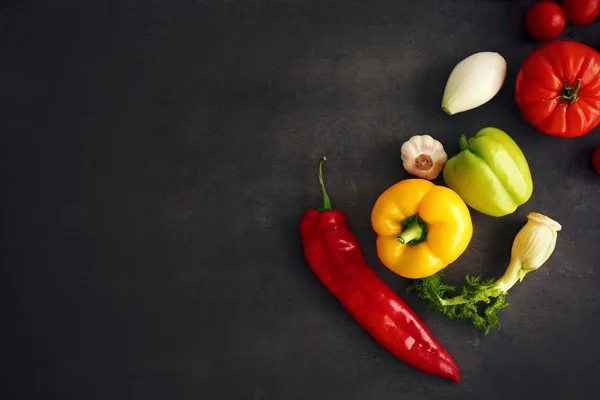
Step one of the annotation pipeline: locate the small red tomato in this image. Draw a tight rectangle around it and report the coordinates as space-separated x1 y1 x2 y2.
593 145 600 174
525 1 567 41
562 0 600 25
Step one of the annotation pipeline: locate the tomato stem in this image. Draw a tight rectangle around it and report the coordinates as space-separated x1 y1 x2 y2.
559 79 581 105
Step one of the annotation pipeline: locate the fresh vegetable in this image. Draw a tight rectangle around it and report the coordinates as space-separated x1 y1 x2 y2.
562 0 600 25
401 135 447 180
514 40 600 138
525 1 566 41
371 179 473 279
299 158 460 383
443 127 533 217
593 145 600 174
410 212 562 335
441 52 507 115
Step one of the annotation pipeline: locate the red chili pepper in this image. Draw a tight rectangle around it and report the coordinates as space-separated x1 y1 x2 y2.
299 157 460 383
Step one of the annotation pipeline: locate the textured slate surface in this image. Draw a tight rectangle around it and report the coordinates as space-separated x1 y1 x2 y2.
1 1 600 399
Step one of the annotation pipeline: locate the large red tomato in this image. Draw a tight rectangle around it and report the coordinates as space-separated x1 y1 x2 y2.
515 40 600 138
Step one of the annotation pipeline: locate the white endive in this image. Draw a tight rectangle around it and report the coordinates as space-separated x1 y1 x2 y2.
441 52 507 115
495 212 562 292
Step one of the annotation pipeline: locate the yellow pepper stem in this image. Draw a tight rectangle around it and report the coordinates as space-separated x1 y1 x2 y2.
397 222 423 245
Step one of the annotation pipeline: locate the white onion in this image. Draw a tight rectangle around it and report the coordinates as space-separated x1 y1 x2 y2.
441 52 507 115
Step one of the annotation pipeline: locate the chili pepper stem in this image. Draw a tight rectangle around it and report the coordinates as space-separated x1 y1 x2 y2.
318 157 332 211
397 222 423 244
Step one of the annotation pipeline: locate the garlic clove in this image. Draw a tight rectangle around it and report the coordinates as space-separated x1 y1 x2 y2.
401 135 448 180
401 140 419 161
416 134 434 153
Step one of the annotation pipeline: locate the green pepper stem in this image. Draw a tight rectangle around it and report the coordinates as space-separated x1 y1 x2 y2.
397 221 423 244
318 157 332 211
459 135 469 151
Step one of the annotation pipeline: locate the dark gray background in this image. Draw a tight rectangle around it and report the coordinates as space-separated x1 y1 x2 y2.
1 0 599 399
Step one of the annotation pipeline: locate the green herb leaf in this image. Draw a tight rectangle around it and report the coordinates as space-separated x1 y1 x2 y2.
409 272 509 335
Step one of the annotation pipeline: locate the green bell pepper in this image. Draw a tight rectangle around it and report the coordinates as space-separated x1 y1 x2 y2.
442 127 533 217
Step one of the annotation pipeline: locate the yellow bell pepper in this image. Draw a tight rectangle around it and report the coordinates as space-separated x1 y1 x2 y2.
371 179 473 279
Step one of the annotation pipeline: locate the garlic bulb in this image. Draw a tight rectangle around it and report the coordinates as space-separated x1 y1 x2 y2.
401 135 447 180
441 52 507 115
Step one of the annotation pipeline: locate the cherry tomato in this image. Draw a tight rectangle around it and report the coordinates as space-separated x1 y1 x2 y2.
562 0 600 25
593 145 600 175
525 1 566 41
